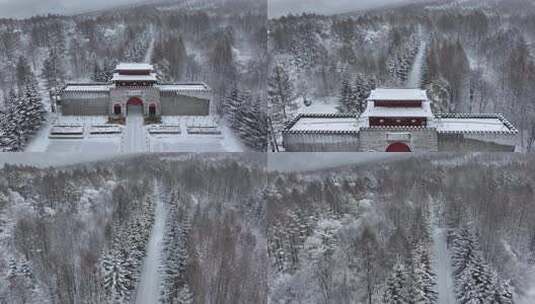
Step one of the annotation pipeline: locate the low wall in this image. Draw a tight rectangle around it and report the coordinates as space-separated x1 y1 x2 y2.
61 96 109 115
283 133 360 152
438 134 516 152
160 95 210 116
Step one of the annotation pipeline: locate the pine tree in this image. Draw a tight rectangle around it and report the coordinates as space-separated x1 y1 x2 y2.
41 48 65 91
529 233 535 265
383 261 410 304
338 77 354 113
101 249 134 303
160 206 191 303
234 100 268 151
225 87 245 129
23 81 46 134
92 61 102 82
352 74 375 114
494 279 514 304
450 227 495 304
268 65 295 123
173 285 194 304
15 56 32 90
0 94 25 151
409 243 438 304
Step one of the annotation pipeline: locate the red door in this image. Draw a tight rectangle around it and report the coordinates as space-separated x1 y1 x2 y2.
386 142 411 152
127 97 143 106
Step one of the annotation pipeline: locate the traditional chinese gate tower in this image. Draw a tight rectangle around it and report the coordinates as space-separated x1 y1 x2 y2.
110 63 160 117
359 89 435 152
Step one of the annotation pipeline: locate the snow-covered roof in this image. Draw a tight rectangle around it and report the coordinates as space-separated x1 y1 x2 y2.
361 100 434 118
115 63 154 71
283 113 518 136
368 89 428 101
436 114 518 135
284 114 359 134
111 73 158 82
158 83 210 92
63 84 111 92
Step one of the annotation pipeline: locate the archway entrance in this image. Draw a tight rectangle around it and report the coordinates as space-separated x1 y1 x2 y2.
113 104 122 116
127 97 143 116
386 142 411 152
149 104 156 117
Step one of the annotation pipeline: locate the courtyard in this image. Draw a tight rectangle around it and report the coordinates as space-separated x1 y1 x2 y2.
25 114 244 153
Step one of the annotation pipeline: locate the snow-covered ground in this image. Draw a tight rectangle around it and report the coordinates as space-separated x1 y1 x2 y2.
135 181 166 304
24 113 57 152
46 136 122 153
518 266 535 304
147 116 244 152
292 96 340 114
25 114 244 152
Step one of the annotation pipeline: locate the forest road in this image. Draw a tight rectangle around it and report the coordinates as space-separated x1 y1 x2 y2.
431 206 457 304
407 38 427 88
407 24 427 88
135 181 167 304
144 25 156 63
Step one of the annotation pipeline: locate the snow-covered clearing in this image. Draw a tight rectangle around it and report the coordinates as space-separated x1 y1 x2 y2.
24 113 56 152
292 96 340 114
431 202 457 304
407 30 427 88
135 181 167 304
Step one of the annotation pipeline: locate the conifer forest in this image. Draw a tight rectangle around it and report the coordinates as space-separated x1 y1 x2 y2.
1 0 535 303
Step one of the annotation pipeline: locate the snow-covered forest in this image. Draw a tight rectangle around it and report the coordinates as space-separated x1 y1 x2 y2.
0 154 267 303
1 152 535 303
0 0 268 151
268 0 535 150
267 153 535 304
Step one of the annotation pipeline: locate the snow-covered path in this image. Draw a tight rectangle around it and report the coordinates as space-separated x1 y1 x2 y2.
432 227 457 304
124 106 148 152
144 26 156 63
407 26 427 88
431 202 457 304
135 181 166 304
407 38 427 88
